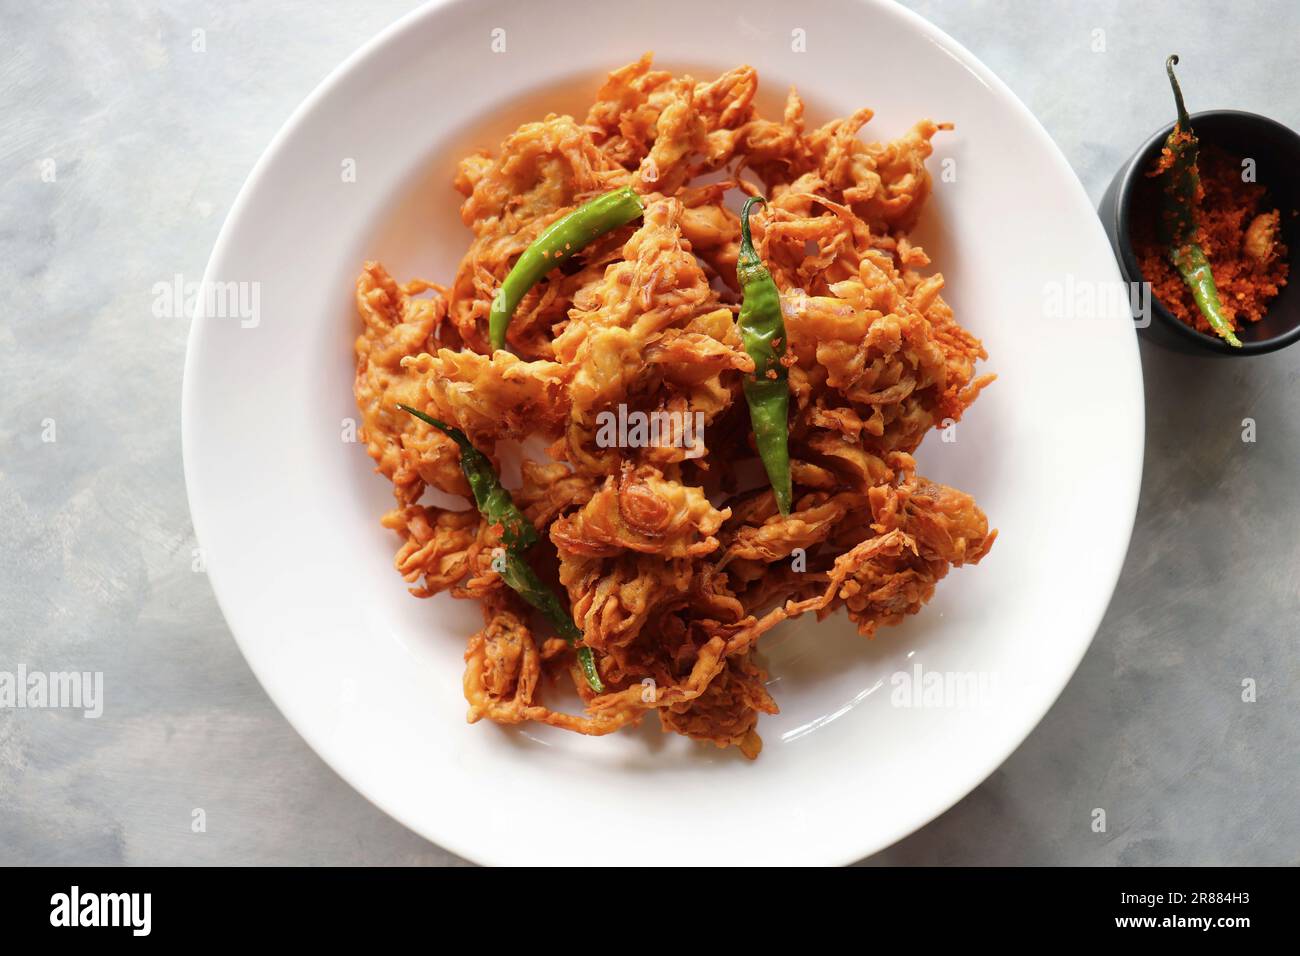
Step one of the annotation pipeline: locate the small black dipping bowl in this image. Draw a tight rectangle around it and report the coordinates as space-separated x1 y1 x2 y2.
1099 110 1300 356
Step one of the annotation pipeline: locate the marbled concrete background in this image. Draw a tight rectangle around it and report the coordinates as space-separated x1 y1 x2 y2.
1 0 1296 866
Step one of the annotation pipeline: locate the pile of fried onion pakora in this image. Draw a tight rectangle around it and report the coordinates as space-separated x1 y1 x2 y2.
353 54 996 758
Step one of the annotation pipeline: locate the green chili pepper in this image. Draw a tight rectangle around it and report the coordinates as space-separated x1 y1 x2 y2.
497 550 603 692
488 186 645 351
395 404 536 550
396 403 603 692
736 196 793 515
1155 55 1241 348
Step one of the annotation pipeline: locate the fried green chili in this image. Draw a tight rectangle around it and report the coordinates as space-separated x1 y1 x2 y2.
735 196 793 515
495 550 601 691
1154 55 1241 347
397 405 537 550
488 186 645 351
396 403 603 692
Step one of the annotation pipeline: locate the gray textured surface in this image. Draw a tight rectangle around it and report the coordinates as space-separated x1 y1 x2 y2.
1 0 1296 866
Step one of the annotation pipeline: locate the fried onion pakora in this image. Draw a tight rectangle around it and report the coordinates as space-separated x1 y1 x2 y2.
353 55 995 758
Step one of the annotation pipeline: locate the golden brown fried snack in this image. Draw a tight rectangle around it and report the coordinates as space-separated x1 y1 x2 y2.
354 263 468 501
452 114 631 354
551 465 730 559
660 652 777 759
556 198 751 473
353 54 995 758
405 348 570 445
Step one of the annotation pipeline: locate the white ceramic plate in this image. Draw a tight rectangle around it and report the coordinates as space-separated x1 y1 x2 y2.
183 0 1143 865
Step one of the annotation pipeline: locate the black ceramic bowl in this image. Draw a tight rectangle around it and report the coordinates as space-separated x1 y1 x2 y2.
1100 110 1300 356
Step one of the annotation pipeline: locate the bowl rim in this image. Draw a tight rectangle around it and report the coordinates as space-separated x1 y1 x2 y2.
1113 108 1300 356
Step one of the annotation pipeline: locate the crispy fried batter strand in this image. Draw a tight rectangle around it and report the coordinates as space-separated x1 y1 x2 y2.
353 55 995 758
